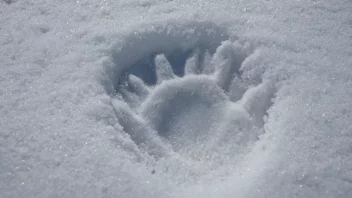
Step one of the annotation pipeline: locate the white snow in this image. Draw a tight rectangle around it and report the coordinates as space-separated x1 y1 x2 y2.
1 0 352 197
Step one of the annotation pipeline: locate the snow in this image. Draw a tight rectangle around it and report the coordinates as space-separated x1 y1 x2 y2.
1 0 352 197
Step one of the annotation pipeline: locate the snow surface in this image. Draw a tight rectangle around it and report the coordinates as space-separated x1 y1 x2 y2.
1 0 352 197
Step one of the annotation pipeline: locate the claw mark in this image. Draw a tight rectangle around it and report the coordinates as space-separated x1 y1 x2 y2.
155 54 176 83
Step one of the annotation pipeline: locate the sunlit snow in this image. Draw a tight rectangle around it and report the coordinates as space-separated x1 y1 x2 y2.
1 0 352 197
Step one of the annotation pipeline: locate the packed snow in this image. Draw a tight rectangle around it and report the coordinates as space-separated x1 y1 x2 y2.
1 0 352 197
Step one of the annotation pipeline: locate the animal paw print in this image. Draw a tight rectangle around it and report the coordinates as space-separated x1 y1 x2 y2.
105 22 275 162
